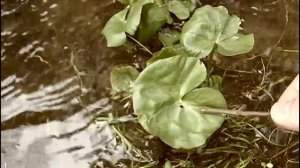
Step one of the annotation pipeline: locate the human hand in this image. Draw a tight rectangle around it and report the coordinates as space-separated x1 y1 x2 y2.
270 74 299 131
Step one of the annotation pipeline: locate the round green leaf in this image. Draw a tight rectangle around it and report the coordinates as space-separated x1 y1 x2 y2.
180 5 254 57
137 3 168 43
168 0 190 20
180 5 229 58
217 34 254 56
101 7 129 47
125 0 153 35
133 56 226 149
110 66 139 93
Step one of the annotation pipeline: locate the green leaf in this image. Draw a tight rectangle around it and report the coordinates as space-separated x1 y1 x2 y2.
182 88 227 109
126 0 153 35
110 66 139 93
133 56 226 149
201 75 223 90
159 29 181 46
217 34 254 56
117 0 130 5
180 5 254 58
101 7 129 47
182 0 196 12
147 47 178 64
163 161 172 168
168 0 190 20
222 15 241 38
137 3 168 43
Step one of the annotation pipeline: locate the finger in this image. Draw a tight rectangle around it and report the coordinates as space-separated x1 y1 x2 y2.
278 74 299 102
271 95 299 131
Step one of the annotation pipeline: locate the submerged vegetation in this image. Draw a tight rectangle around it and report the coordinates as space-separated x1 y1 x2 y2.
96 0 299 167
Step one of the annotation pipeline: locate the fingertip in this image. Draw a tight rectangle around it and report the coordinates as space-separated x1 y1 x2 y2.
271 99 299 131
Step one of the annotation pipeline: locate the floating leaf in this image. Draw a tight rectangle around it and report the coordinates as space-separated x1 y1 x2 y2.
133 55 226 149
126 0 153 35
168 0 190 20
181 5 254 58
101 7 129 47
159 29 181 46
147 47 178 64
110 66 139 93
138 3 168 43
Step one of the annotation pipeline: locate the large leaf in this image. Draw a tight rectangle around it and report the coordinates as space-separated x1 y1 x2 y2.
110 66 139 93
137 3 168 43
101 7 129 47
132 56 227 149
180 5 254 58
126 0 153 35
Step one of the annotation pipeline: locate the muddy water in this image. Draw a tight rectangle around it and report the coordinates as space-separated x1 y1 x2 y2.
1 0 299 168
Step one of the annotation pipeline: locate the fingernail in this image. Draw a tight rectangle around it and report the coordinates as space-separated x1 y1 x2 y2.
270 101 292 127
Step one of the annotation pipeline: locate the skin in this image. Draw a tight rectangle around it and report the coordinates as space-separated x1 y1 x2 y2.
270 74 299 131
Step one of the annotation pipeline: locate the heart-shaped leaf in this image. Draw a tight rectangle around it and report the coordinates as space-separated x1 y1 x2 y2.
137 3 168 43
110 66 139 94
101 7 129 47
126 0 153 35
132 55 227 149
181 5 254 58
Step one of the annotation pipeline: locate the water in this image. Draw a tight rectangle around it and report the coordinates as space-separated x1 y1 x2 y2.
1 0 298 167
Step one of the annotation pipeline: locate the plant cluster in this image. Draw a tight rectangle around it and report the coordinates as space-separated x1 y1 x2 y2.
102 0 254 150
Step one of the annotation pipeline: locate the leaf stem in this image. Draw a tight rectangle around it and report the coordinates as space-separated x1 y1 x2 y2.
198 107 270 117
127 35 153 56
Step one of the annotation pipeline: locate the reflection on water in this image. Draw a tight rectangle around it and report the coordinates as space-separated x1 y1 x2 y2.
1 0 299 167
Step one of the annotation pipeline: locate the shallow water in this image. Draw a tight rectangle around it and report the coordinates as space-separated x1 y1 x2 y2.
1 0 299 168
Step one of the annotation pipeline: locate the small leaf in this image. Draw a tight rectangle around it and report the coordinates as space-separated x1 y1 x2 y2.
137 3 168 43
147 47 178 64
201 75 223 90
101 7 129 47
126 0 153 35
168 0 190 20
159 29 181 46
110 66 139 93
163 160 172 168
217 33 254 56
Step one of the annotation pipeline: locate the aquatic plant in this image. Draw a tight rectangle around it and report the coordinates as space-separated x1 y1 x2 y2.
102 1 255 149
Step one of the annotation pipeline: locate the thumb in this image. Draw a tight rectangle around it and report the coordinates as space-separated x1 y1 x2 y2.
270 96 299 131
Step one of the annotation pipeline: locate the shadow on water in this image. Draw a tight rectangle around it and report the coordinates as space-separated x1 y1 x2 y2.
1 0 299 168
